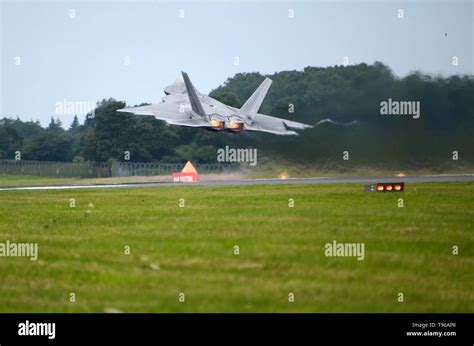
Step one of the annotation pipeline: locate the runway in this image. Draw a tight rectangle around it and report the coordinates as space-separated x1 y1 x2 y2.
0 174 472 191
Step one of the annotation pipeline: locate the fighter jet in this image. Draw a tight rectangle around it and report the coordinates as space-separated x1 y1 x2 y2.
117 72 312 135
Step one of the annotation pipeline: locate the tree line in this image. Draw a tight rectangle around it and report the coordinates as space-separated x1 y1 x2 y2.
1 62 472 168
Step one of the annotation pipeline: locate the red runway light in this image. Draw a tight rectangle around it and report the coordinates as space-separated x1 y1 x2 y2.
368 183 404 192
373 182 404 192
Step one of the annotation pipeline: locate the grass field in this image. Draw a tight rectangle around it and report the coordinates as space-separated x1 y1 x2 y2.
0 181 472 312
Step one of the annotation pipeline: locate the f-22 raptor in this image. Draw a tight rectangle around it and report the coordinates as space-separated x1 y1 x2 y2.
118 72 312 135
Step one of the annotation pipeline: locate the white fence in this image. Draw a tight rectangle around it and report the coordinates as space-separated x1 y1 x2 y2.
0 160 240 178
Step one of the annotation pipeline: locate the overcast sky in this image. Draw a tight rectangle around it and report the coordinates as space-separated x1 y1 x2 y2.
1 0 472 127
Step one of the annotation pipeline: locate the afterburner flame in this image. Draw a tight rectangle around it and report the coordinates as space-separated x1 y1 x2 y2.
229 121 244 132
210 120 225 129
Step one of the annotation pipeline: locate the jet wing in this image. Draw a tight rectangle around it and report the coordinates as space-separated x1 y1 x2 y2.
117 107 155 116
225 105 312 135
117 105 210 127
166 118 210 127
253 113 313 130
245 123 298 135
246 113 312 135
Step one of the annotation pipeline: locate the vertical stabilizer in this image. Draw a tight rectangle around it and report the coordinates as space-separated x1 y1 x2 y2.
181 71 208 119
238 77 272 124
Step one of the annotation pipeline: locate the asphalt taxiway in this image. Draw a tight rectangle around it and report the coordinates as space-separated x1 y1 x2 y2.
0 175 472 191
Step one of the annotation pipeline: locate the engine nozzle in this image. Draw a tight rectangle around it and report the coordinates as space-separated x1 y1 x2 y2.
209 114 225 130
229 121 244 132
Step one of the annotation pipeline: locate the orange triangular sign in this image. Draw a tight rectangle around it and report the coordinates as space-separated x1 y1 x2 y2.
181 161 198 174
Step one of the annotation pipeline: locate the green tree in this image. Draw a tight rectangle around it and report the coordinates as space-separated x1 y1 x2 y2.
23 133 73 161
46 117 64 134
69 115 80 132
0 124 23 160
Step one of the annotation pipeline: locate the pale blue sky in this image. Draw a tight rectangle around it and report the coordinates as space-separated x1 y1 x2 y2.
1 0 472 127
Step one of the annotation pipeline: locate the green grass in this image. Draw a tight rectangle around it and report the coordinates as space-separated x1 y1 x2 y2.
244 160 474 179
0 182 472 312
